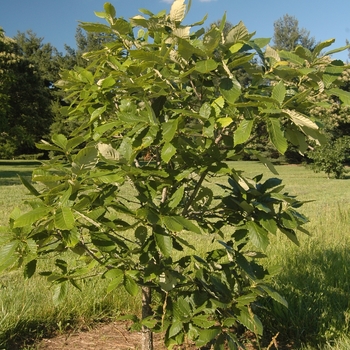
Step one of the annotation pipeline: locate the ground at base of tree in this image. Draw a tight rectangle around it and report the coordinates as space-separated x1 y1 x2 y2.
33 321 294 350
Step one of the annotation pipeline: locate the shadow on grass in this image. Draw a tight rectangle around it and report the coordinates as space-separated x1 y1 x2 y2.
0 319 58 350
260 246 350 348
0 170 33 186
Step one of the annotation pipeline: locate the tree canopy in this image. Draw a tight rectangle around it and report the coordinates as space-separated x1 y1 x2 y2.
273 14 316 51
1 2 350 348
0 28 53 157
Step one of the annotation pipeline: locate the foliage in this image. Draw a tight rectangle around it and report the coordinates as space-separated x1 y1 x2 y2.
2 162 350 348
308 136 350 178
0 1 348 349
0 28 53 158
273 14 317 51
307 67 350 177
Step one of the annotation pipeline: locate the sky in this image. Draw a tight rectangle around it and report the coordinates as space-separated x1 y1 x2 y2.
1 0 350 61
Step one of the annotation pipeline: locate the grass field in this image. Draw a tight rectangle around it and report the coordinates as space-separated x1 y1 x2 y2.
0 161 350 349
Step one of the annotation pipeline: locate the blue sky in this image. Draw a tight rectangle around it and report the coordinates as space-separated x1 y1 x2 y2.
1 0 349 61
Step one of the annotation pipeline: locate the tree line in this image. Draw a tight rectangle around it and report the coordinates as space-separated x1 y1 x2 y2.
1 13 350 177
0 26 108 158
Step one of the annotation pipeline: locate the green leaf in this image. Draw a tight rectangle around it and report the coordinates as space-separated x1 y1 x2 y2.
272 81 286 105
278 50 305 65
105 268 124 289
283 109 319 130
99 76 116 89
0 241 19 273
66 136 87 151
196 327 221 347
73 146 98 170
123 274 139 296
90 106 107 123
162 216 201 234
24 260 37 279
159 271 178 292
168 186 185 209
195 59 219 73
199 102 212 119
246 221 269 252
112 19 131 35
259 284 288 308
220 78 241 104
154 232 173 257
19 175 41 197
106 273 123 293
53 281 68 306
203 28 221 53
229 42 244 54
61 229 80 248
226 21 249 44
326 88 350 106
168 320 183 338
260 217 278 234
312 39 335 57
104 2 116 18
266 118 288 154
52 134 68 151
135 226 148 244
129 50 163 64
236 308 263 335
279 227 300 246
162 216 183 232
170 0 186 22
234 118 253 146
79 22 112 34
250 152 279 175
162 119 178 142
14 207 51 228
324 44 350 56
192 315 217 329
161 142 176 163
97 143 120 161
35 142 63 152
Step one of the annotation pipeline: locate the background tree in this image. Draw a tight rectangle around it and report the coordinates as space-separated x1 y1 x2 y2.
307 67 350 178
0 28 53 158
273 14 316 51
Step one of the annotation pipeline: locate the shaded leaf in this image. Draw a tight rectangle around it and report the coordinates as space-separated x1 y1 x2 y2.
154 232 173 257
220 78 241 104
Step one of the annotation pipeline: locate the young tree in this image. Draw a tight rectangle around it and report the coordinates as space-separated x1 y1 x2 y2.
0 1 348 349
273 14 316 51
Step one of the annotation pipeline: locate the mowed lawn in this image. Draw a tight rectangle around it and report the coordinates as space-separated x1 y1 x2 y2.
0 161 350 349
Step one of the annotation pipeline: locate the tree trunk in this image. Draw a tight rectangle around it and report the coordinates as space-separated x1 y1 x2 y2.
141 286 153 350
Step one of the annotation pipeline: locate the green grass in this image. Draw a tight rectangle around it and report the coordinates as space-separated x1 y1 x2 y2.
1 161 350 349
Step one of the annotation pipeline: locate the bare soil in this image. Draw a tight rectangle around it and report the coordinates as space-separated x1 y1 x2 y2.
34 322 289 350
36 322 168 350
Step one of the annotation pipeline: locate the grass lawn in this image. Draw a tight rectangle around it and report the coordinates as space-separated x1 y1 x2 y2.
0 161 350 349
